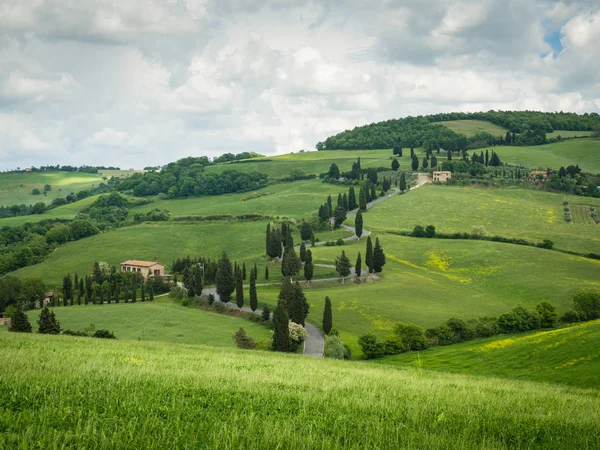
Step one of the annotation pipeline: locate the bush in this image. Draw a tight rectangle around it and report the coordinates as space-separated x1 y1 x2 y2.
536 301 558 328
393 322 428 350
471 316 499 337
289 321 308 344
498 312 520 334
93 329 116 339
62 329 89 337
560 309 580 324
336 238 345 246
445 317 474 342
573 290 600 320
261 305 271 321
233 328 257 349
358 333 386 359
324 335 349 359
383 335 406 354
208 293 215 305
536 239 554 249
411 225 426 237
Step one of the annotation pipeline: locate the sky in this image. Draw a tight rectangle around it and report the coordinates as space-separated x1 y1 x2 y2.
0 0 599 170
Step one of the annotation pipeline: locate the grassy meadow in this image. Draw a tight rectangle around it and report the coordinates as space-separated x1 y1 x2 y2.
23 296 273 348
1 331 599 449
438 120 508 137
0 171 103 207
256 234 600 355
363 184 600 254
376 320 600 389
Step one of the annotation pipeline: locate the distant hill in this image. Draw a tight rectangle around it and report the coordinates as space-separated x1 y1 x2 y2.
317 110 600 151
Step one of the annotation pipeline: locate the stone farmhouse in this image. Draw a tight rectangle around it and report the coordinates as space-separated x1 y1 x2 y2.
433 171 451 182
120 260 165 280
528 170 548 181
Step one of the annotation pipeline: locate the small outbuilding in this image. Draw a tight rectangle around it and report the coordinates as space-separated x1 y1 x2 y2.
433 171 451 182
0 317 11 326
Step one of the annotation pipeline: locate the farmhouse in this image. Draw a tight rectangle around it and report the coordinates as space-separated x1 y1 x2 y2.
0 317 11 326
120 260 165 280
433 171 451 182
529 170 548 181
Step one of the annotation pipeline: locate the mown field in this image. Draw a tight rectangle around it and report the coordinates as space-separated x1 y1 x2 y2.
363 184 600 254
1 331 599 449
438 120 508 137
496 138 600 173
0 171 102 207
256 234 600 355
22 295 272 348
10 220 342 287
376 320 600 389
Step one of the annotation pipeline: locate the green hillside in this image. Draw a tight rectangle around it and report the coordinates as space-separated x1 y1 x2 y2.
1 331 599 449
364 184 600 254
23 296 272 348
438 120 508 137
376 320 600 389
0 171 102 207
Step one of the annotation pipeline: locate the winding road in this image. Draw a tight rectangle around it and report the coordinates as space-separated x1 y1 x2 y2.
202 174 431 358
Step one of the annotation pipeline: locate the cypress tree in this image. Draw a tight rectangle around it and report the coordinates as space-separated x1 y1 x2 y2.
272 300 290 352
264 265 269 280
304 249 314 283
391 159 399 171
370 183 376 202
337 193 343 209
235 268 244 308
299 242 307 262
194 265 203 296
422 157 428 169
400 172 407 191
322 297 332 335
123 286 128 303
216 252 235 303
267 226 282 259
242 262 247 281
131 285 137 303
77 289 81 305
410 147 414 158
115 284 120 303
447 150 452 161
290 282 309 326
366 236 374 273
253 263 258 280
79 279 84 298
266 223 271 255
9 305 32 333
355 252 362 277
431 155 438 168
411 155 419 171
281 244 301 279
149 284 154 301
342 193 349 211
38 306 60 334
359 187 367 211
348 186 357 210
281 223 288 246
355 210 363 239
327 195 332 216
141 284 146 302
485 149 489 166
373 238 386 273
335 250 352 280
300 222 312 242
249 272 258 312
63 293 68 307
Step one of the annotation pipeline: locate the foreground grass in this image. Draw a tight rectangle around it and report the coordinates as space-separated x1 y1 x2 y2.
0 171 102 207
24 297 272 348
375 320 600 389
1 332 599 449
364 184 600 254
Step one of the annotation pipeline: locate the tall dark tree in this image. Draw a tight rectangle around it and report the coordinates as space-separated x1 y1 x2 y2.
264 265 269 280
9 304 32 333
359 187 367 211
242 262 247 281
63 273 73 304
300 222 312 242
289 282 309 326
327 195 333 216
272 300 290 352
303 249 314 284
235 267 244 308
281 244 302 279
370 183 376 202
265 223 271 255
328 163 340 179
373 238 386 273
37 306 60 334
447 150 452 161
355 210 363 239
399 172 407 191
253 263 258 280
333 207 346 228
335 250 352 280
194 264 203 297
141 283 146 302
216 252 235 303
431 154 438 168
131 285 137 303
410 148 414 158
355 252 362 277
342 193 349 211
382 178 391 192
348 186 357 210
267 225 282 259
366 236 374 273
411 155 419 171
249 272 258 312
337 193 343 209
299 242 307 262
148 284 154 301
391 158 400 171
485 149 489 166
422 157 428 170
322 297 333 335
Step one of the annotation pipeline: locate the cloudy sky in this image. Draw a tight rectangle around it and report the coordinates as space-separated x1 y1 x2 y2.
0 0 599 170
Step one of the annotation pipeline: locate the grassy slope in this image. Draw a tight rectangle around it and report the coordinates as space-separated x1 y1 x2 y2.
375 320 600 389
1 332 599 449
438 120 508 137
10 221 341 287
257 235 600 354
364 184 600 254
497 138 600 173
23 296 272 348
0 171 102 207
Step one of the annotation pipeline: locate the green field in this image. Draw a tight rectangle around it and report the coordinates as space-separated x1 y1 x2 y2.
438 120 508 137
1 331 599 449
205 149 401 178
376 319 600 389
10 220 342 287
23 296 272 348
364 184 600 254
497 138 600 173
256 235 600 355
0 171 103 207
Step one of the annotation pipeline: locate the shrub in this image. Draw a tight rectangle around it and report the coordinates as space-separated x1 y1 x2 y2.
8 305 32 333
425 225 436 238
427 324 454 346
289 321 308 344
411 225 426 237
536 239 554 249
560 309 580 324
445 317 474 342
358 333 386 359
512 305 540 331
92 329 116 339
536 301 558 328
336 238 345 246
393 322 428 350
261 305 271 321
498 312 520 334
324 335 349 359
471 316 499 337
383 335 406 354
62 329 89 337
208 293 215 305
233 328 257 349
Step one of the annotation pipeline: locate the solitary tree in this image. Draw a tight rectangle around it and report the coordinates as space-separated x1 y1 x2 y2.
304 249 314 284
37 306 60 334
391 159 399 171
366 236 374 273
323 296 333 335
249 273 258 312
216 252 235 303
372 238 386 273
355 210 363 239
355 252 362 277
272 300 290 352
9 304 32 333
335 250 352 280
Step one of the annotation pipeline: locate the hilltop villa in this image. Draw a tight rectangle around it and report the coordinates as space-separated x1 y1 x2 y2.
120 260 165 280
433 171 451 182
